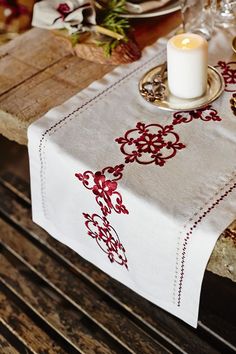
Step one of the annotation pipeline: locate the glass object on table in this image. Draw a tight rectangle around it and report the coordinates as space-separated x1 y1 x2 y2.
215 0 236 28
180 0 217 40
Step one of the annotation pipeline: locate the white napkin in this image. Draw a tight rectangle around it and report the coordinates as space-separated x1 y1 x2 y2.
32 0 96 34
125 0 170 14
28 30 236 327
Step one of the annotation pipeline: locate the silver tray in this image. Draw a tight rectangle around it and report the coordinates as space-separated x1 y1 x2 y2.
139 65 225 111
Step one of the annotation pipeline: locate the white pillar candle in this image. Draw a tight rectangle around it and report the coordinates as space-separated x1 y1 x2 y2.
167 33 208 99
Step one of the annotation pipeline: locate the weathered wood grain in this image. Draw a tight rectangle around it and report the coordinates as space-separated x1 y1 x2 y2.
0 54 112 144
0 28 73 96
199 272 236 352
0 333 19 354
0 251 130 354
207 226 236 280
0 27 76 145
0 290 68 354
0 171 31 203
0 217 170 354
0 176 234 354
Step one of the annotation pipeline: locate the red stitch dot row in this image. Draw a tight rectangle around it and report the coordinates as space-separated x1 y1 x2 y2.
177 182 236 307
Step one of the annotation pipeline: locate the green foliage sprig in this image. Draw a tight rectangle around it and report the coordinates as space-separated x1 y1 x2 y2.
96 0 130 55
66 0 131 56
70 32 80 47
100 0 130 36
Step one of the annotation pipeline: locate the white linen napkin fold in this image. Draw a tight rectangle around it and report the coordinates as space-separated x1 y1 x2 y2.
32 0 96 34
28 29 236 327
125 0 170 14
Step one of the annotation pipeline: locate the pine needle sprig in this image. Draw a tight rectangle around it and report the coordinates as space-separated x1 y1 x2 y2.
99 0 130 38
68 0 131 56
102 13 130 36
94 0 130 56
106 0 129 13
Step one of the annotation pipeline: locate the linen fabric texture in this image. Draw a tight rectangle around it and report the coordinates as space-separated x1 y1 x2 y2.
28 29 236 327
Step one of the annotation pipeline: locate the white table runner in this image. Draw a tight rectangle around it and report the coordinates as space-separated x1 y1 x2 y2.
28 29 236 327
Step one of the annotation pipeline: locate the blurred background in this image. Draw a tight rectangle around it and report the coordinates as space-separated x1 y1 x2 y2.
0 0 36 43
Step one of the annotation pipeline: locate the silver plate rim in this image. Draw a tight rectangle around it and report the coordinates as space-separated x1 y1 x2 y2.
120 0 180 18
139 65 225 112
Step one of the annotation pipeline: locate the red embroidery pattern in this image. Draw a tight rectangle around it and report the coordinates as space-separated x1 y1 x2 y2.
216 61 236 92
75 165 128 216
172 105 222 125
115 122 186 166
76 165 129 269
83 213 128 269
177 180 236 306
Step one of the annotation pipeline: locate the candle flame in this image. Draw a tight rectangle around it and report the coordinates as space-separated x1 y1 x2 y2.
181 38 190 46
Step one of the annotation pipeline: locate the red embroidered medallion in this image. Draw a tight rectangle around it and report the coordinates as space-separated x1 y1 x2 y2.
172 105 222 125
115 122 185 166
75 165 128 216
216 61 236 92
83 213 128 269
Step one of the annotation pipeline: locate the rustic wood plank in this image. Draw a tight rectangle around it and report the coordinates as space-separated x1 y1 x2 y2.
0 55 112 144
0 177 232 354
0 217 171 354
0 322 33 354
0 28 69 60
207 227 236 281
199 272 236 353
0 290 68 354
0 56 37 97
0 28 73 145
0 332 19 354
0 28 73 94
0 137 29 181
0 250 131 354
0 171 31 204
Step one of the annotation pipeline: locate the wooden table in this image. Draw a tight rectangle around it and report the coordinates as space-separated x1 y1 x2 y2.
0 12 235 282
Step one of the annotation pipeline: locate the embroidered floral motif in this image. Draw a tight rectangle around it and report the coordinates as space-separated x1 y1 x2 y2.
83 213 128 269
172 105 222 125
75 165 128 216
216 61 236 92
115 122 185 166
